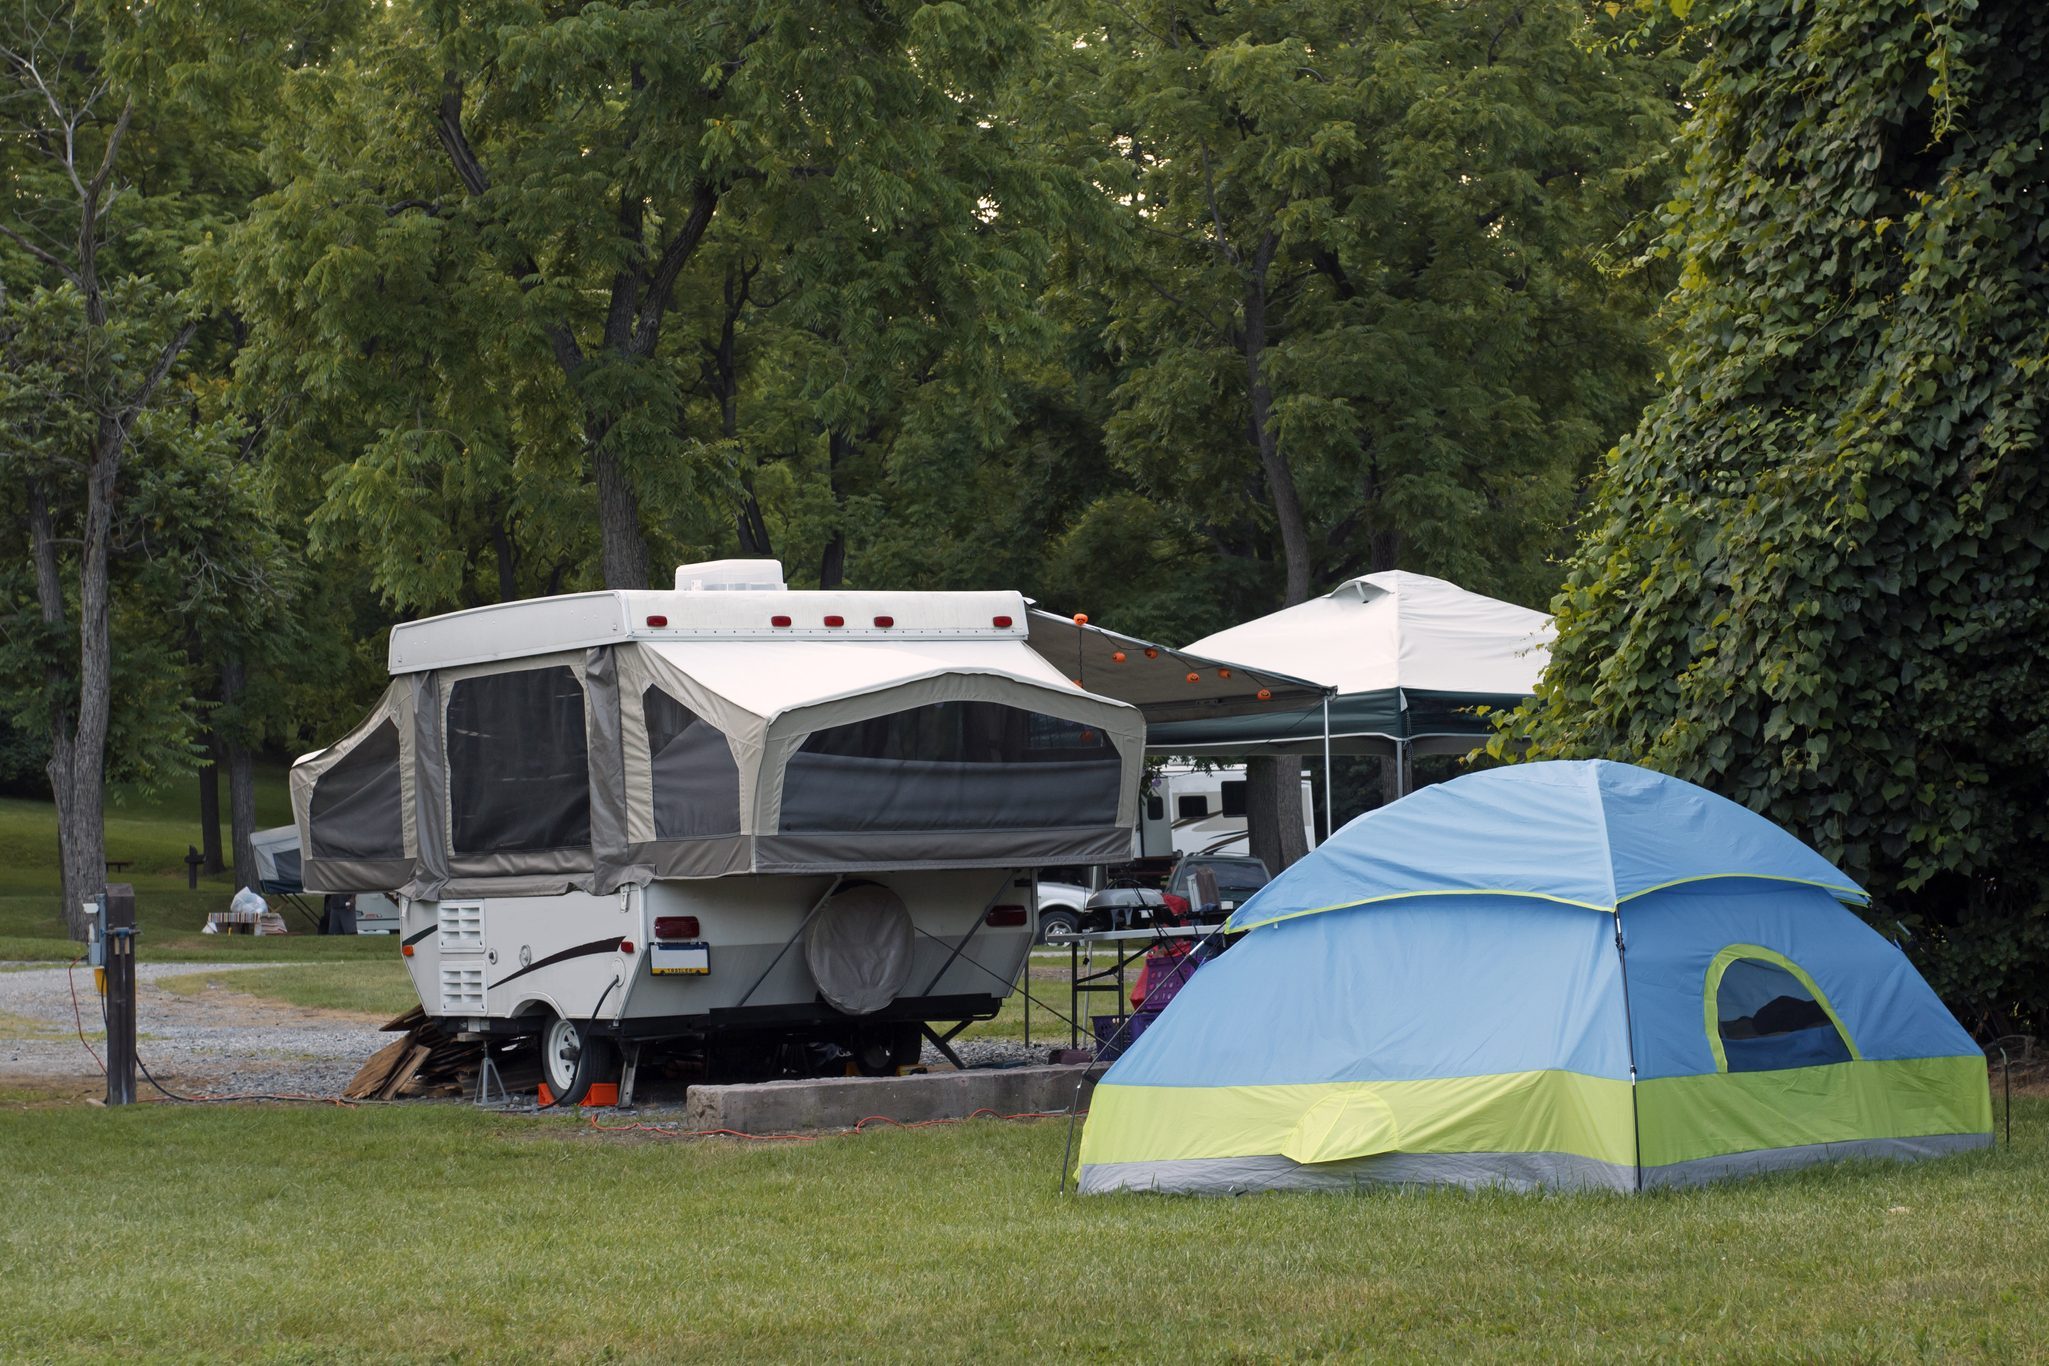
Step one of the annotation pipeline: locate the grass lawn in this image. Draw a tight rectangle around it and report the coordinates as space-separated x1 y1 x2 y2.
0 766 389 963
158 961 419 1020
0 1099 2041 1361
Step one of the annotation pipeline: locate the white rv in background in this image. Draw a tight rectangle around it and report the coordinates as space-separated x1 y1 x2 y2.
291 560 1146 1101
1137 763 1316 858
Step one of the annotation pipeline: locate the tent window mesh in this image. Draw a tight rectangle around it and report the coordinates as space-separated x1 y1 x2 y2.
1714 957 1852 1073
781 702 1120 832
446 666 590 855
1176 795 1209 819
308 719 404 860
643 686 741 838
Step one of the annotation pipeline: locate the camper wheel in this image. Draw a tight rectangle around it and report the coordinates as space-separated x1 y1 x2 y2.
540 1012 614 1107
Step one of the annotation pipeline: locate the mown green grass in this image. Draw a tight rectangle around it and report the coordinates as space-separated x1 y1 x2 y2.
157 961 418 1020
0 1099 2041 1362
0 768 389 963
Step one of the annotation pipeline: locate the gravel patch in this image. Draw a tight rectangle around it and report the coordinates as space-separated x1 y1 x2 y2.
0 961 384 1100
0 960 1081 1104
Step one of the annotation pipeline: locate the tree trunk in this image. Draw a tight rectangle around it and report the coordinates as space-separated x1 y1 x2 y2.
593 438 650 590
32 460 115 939
819 430 851 589
1245 756 1310 875
198 736 225 874
221 655 259 889
1241 234 1312 606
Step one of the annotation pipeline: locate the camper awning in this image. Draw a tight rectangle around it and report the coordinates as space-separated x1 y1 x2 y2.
1025 610 1330 728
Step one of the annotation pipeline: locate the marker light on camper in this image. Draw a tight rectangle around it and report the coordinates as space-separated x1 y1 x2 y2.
620 940 636 954
771 615 792 627
873 615 894 628
993 615 1013 628
645 614 669 627
823 615 845 627
985 905 1029 928
653 916 700 940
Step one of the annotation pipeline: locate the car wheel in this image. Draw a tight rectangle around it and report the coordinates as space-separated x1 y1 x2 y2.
539 1012 614 1107
1038 907 1080 943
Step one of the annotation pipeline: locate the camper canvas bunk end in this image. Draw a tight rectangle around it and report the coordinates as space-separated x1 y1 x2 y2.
289 560 1145 1101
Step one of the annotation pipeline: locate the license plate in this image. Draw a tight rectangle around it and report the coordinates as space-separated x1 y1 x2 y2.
650 940 710 975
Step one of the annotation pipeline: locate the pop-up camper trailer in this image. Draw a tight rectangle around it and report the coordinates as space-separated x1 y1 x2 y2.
292 560 1145 1100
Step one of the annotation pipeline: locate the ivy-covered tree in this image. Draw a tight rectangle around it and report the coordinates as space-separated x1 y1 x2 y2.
1507 0 2049 1033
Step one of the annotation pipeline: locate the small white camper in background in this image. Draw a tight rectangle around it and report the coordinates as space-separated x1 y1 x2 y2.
291 561 1145 1101
1138 764 1317 857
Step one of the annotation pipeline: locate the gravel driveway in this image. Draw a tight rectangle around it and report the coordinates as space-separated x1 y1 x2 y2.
0 961 385 1100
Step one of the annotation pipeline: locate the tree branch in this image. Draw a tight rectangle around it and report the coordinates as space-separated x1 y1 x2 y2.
630 181 719 355
0 220 78 283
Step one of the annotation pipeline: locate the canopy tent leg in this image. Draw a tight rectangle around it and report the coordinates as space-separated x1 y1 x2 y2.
1321 697 1334 841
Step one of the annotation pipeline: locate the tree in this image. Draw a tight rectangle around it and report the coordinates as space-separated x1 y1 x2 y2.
0 7 205 931
1505 0 2049 1033
221 0 1074 611
1057 0 1679 859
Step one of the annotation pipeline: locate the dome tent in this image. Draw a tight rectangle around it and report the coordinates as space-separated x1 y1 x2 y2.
1077 760 1991 1195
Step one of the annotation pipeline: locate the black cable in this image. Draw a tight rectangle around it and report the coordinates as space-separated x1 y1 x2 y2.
539 976 621 1111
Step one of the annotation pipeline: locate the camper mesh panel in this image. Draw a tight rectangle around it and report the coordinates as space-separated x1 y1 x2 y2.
446 666 591 855
308 720 404 860
781 702 1121 832
644 686 742 838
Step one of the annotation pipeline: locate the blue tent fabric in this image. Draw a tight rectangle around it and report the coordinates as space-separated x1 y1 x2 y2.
1225 759 1867 931
1106 897 1632 1087
1619 883 1980 1079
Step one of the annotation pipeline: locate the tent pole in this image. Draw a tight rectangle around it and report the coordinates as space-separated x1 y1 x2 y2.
1321 697 1334 841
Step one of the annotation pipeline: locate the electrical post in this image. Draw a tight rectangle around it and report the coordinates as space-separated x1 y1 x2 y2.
103 883 137 1106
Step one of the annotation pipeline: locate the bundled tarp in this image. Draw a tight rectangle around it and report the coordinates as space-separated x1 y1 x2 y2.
293 636 1145 899
1078 760 1991 1194
1145 571 1552 757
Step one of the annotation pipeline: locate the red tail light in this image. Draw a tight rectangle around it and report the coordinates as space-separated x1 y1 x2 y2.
653 916 700 940
771 615 792 628
823 615 845 628
645 614 669 627
985 905 1028 928
619 940 636 954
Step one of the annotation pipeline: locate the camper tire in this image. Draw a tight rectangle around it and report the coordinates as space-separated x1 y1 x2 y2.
539 1012 614 1107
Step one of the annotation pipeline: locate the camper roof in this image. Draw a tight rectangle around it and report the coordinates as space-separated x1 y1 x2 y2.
388 560 1030 674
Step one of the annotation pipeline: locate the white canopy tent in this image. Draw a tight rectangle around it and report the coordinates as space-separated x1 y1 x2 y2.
1143 571 1554 800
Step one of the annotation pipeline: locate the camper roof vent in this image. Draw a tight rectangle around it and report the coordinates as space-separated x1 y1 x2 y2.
675 559 786 592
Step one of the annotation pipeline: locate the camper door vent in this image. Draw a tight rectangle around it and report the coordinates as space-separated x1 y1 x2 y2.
438 904 484 949
439 963 486 1014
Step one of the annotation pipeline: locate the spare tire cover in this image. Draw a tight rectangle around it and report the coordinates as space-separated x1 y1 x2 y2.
803 883 915 1016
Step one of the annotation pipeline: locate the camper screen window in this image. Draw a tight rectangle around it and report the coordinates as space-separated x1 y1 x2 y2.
781 702 1119 832
643 687 741 838
446 666 591 855
309 719 404 860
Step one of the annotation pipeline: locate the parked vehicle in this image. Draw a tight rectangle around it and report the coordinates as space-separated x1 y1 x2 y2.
1038 852 1276 937
291 560 1145 1100
1138 763 1316 858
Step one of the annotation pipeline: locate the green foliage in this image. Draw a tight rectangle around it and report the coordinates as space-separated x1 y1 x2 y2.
1047 0 1683 623
1506 0 2049 1033
218 0 1082 605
